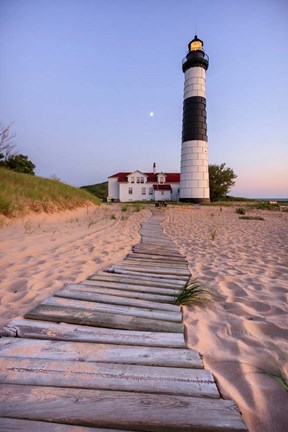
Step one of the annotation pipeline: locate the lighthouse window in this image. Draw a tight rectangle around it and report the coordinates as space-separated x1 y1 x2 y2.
129 187 133 195
190 40 203 51
142 188 146 195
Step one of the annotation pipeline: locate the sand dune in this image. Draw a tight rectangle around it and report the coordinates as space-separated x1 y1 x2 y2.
163 205 288 432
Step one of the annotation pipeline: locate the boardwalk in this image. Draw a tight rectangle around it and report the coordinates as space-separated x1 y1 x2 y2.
0 211 248 431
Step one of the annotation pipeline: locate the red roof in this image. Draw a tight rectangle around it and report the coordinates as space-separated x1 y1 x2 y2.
109 172 180 183
153 184 172 191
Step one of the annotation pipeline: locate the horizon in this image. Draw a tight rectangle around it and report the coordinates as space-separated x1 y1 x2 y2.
1 0 287 198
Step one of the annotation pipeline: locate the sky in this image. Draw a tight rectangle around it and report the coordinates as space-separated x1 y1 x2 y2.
0 0 287 198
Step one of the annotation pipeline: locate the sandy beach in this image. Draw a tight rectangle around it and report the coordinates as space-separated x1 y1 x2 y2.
163 205 288 432
1 203 287 432
0 204 150 328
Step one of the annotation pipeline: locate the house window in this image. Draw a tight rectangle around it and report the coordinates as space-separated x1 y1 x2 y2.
149 187 153 195
131 177 135 183
159 176 165 184
140 177 144 183
136 177 140 183
142 187 146 195
161 191 165 195
129 187 133 195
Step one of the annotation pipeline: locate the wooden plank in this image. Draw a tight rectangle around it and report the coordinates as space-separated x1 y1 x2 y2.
107 268 189 282
94 270 186 282
41 297 182 323
126 253 187 263
1 319 186 347
0 418 132 432
87 273 185 287
132 243 183 258
0 385 248 431
126 254 187 263
132 246 183 257
121 259 188 269
62 283 176 303
0 338 202 368
24 305 184 333
55 287 178 311
108 265 189 275
0 356 219 398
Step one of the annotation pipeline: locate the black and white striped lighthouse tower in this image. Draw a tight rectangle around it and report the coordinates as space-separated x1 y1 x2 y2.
180 35 210 203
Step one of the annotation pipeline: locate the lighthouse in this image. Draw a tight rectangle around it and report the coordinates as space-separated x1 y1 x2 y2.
180 35 210 203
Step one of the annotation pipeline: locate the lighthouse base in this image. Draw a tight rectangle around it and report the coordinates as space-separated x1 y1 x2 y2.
179 198 210 204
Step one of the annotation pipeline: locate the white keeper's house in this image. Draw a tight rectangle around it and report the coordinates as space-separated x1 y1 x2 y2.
108 163 180 202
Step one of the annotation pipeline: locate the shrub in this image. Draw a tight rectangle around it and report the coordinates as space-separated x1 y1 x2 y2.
236 207 246 215
255 201 278 211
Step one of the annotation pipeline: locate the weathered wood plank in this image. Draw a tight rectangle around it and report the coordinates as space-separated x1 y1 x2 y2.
0 385 248 431
124 257 187 266
132 249 183 258
108 265 189 276
62 283 176 302
0 338 201 368
0 418 132 432
41 297 182 323
126 253 187 263
1 319 186 347
87 273 185 287
56 287 178 311
121 260 188 269
0 357 217 398
107 268 189 282
132 246 183 256
24 305 184 333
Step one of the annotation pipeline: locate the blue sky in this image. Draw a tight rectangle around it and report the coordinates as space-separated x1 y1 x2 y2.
0 0 287 197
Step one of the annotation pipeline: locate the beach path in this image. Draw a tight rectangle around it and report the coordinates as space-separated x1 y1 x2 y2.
0 211 248 431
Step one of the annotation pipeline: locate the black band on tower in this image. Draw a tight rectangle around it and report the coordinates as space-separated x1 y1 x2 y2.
182 96 207 142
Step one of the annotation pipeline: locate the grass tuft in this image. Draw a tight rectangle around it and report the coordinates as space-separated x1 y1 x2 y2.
236 207 246 215
134 203 144 212
174 278 213 306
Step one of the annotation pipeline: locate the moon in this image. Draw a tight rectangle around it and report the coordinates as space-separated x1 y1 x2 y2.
149 112 154 117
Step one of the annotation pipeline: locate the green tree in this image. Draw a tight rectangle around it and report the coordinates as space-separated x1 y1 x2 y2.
6 154 36 175
209 163 237 201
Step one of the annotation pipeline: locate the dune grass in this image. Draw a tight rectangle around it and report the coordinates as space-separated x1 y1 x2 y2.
0 167 100 217
174 278 213 306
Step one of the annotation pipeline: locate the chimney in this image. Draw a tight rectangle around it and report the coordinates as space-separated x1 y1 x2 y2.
153 162 156 174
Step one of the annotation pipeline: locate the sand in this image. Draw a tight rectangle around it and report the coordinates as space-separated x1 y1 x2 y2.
1 203 287 432
163 205 288 432
0 204 150 328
